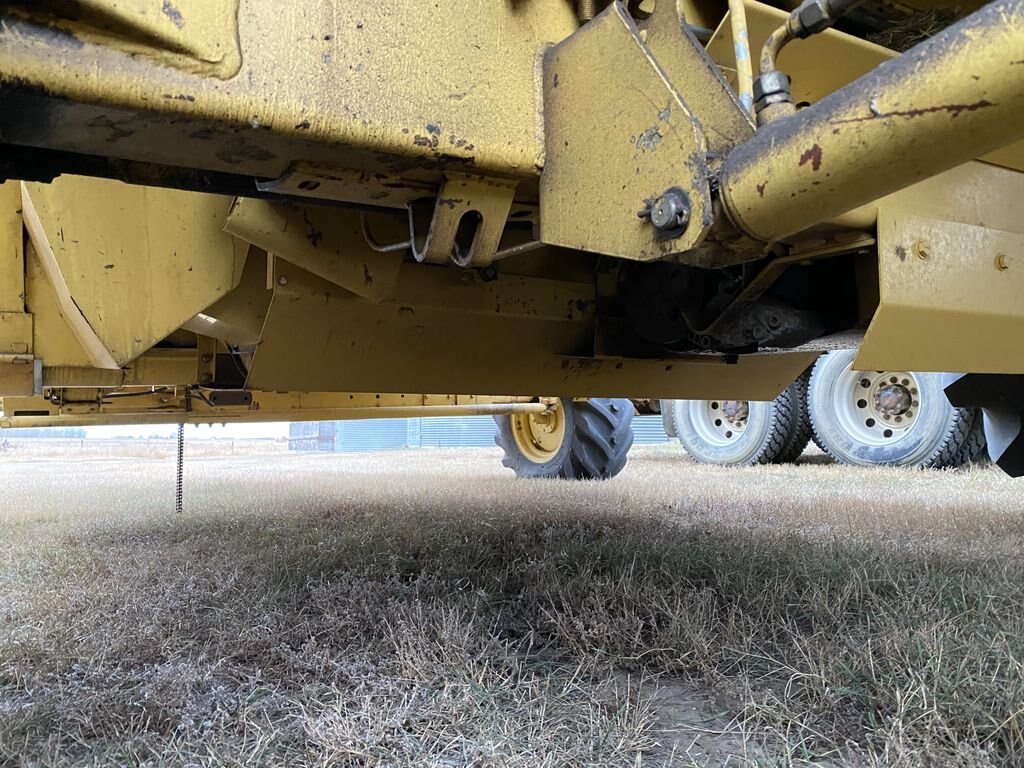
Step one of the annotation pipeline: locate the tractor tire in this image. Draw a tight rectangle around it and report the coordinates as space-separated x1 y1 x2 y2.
807 349 982 468
494 398 634 480
668 379 805 466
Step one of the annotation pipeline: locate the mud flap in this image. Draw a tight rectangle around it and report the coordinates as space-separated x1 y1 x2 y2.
944 373 1024 477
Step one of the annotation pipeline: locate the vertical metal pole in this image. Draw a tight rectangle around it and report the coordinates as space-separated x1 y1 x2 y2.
728 0 754 116
175 423 184 514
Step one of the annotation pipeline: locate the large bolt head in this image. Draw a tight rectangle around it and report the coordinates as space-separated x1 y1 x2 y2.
796 0 830 35
647 187 691 236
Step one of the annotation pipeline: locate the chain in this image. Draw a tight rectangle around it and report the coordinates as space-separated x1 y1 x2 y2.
175 423 184 514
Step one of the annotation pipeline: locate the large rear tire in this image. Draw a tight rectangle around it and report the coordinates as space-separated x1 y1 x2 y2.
668 379 806 466
494 398 634 479
807 349 981 468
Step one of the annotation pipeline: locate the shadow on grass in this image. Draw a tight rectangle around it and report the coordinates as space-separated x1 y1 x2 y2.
6 502 1023 765
93 508 1024 738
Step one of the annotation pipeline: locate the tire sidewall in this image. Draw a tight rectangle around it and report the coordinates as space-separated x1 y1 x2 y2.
672 399 776 465
494 398 575 478
808 350 956 467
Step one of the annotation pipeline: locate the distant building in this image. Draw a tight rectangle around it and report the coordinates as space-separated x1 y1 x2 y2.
288 415 670 452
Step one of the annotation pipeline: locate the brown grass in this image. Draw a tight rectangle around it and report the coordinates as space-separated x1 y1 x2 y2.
1 445 1022 766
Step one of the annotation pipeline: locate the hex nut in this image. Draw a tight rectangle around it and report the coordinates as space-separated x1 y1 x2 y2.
796 0 831 35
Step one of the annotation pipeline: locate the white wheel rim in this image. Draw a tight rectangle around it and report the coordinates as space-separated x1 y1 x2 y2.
688 399 750 446
832 368 922 446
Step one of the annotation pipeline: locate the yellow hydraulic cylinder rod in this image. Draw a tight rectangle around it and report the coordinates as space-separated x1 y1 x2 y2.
718 0 1024 243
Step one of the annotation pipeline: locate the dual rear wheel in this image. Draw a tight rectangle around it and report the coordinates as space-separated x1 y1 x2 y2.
667 349 985 469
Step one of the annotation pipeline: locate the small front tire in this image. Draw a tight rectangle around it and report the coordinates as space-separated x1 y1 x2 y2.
494 398 635 480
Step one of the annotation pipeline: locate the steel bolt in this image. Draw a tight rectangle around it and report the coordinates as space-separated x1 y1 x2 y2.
277 276 289 286
640 187 691 238
996 253 1009 271
199 373 213 385
913 240 930 260
201 353 213 364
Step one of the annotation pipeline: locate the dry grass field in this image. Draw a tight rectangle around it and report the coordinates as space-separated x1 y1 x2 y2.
0 443 1022 767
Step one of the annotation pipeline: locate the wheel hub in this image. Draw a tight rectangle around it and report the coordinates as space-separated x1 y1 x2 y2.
510 401 566 464
689 399 750 444
836 369 921 445
874 383 912 417
720 400 749 428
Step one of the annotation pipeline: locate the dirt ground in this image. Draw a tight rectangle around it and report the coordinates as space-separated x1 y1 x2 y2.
0 444 1021 766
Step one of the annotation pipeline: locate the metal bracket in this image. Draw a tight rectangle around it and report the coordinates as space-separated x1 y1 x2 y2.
0 355 40 397
540 2 713 261
408 174 516 267
196 336 217 386
257 162 434 209
207 389 253 407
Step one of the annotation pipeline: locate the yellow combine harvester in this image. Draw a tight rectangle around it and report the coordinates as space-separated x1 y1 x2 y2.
0 0 1022 477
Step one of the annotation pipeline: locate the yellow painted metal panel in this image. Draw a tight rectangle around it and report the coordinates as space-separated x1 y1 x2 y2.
858 163 1024 373
22 176 246 367
225 199 403 303
0 313 32 356
0 356 36 397
0 2 576 180
0 182 23 313
640 0 753 157
540 4 712 260
7 0 242 79
24 242 96 369
248 259 814 399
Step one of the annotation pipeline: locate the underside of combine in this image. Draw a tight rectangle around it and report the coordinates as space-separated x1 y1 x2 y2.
0 0 1022 469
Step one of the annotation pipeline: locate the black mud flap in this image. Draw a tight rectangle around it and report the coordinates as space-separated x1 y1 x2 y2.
944 374 1024 477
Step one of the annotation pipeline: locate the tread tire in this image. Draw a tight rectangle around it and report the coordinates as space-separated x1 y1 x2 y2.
807 350 981 468
933 407 988 469
774 371 813 464
494 398 635 480
670 384 803 467
569 398 635 480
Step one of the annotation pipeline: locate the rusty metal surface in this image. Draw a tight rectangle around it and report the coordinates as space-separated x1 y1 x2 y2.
719 0 1024 243
540 3 713 261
